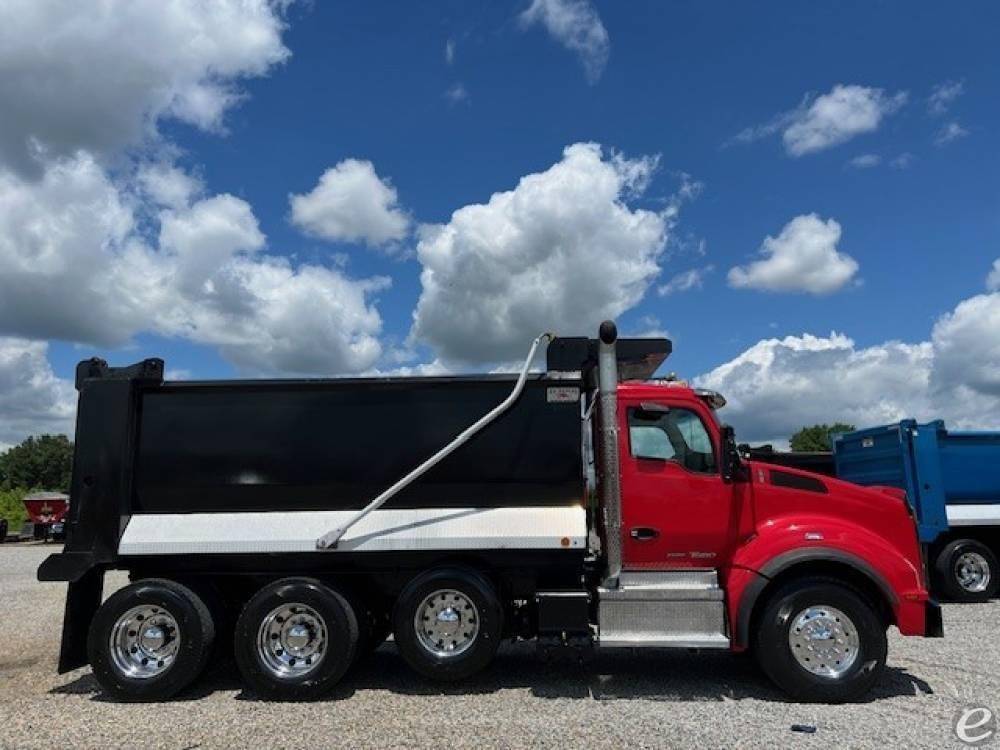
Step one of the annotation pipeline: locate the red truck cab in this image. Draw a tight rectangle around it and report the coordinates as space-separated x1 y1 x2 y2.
613 379 940 699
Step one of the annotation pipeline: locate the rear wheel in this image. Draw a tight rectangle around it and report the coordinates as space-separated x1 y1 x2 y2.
935 539 998 603
88 579 215 702
753 577 887 703
234 578 359 700
393 567 502 681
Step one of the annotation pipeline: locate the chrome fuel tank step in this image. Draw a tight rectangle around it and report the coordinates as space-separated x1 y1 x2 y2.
597 569 729 649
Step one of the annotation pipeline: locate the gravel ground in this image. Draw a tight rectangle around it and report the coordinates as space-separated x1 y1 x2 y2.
1 544 997 749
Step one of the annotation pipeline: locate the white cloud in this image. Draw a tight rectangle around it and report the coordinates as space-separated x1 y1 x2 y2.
930 293 1000 405
890 152 914 170
411 143 673 364
731 85 907 157
142 187 393 375
987 260 1000 292
367 359 452 378
696 276 1000 443
658 266 713 296
628 315 670 340
159 194 266 293
928 80 964 116
519 0 609 84
0 0 290 177
445 83 470 104
728 214 859 295
695 333 934 444
0 0 397 446
847 153 881 169
935 121 969 145
289 159 410 248
0 338 76 445
172 258 390 375
784 85 907 156
138 162 204 210
0 153 139 345
445 38 456 65
0 153 391 376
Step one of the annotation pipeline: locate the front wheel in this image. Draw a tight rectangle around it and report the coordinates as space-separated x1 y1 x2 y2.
935 539 998 603
753 578 887 703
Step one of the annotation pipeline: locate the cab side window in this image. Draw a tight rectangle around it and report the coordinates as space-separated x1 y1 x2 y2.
628 406 717 473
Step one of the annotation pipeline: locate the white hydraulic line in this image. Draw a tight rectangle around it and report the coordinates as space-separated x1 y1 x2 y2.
316 331 555 549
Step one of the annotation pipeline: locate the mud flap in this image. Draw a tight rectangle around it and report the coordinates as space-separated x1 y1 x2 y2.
925 600 944 638
57 568 104 674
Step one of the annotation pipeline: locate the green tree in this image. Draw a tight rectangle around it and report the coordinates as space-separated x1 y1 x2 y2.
0 487 29 530
789 423 856 452
0 435 74 492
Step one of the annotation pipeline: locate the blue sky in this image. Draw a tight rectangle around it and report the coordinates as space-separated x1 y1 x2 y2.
2 1 999 446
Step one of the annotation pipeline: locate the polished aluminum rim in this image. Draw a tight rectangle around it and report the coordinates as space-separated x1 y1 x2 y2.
109 605 180 680
955 552 992 593
787 605 859 678
256 603 327 679
414 589 479 658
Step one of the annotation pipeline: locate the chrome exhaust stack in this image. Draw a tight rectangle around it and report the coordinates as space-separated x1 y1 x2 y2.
597 320 622 587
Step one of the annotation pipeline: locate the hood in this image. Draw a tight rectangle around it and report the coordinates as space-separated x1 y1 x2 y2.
746 460 923 561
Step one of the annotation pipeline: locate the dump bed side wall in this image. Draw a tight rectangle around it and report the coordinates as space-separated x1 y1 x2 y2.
936 432 1000 504
133 377 584 514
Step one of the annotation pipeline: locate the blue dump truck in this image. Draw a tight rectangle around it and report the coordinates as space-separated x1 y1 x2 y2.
833 420 1000 602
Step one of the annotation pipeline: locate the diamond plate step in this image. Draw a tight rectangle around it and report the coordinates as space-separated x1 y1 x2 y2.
599 632 730 649
617 569 719 589
597 569 729 649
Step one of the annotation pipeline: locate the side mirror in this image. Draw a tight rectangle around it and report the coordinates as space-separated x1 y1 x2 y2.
719 424 744 483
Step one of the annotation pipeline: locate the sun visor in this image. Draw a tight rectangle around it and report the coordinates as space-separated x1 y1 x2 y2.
546 336 672 381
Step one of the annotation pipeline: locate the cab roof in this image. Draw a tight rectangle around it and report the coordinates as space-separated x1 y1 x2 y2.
619 381 727 409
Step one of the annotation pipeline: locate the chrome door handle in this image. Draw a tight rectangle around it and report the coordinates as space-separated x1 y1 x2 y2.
630 527 660 541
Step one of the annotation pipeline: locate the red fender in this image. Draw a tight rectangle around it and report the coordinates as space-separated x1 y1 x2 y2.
722 514 932 648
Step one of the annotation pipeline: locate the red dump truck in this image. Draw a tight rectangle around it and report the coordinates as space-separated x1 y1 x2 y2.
39 321 941 703
22 491 69 541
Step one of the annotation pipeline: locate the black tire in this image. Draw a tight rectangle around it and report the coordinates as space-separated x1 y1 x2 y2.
180 579 237 671
87 579 215 702
935 539 999 602
234 578 359 701
392 567 503 682
753 577 887 703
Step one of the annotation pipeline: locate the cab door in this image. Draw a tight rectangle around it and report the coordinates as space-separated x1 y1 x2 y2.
618 399 735 569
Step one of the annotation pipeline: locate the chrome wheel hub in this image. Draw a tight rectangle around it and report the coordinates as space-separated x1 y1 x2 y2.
787 605 859 678
955 552 991 593
257 603 327 679
415 589 479 657
109 605 180 679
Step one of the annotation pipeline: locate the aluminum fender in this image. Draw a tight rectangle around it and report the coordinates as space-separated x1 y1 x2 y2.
724 515 930 647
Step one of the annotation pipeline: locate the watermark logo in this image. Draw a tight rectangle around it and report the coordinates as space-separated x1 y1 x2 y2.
954 705 997 746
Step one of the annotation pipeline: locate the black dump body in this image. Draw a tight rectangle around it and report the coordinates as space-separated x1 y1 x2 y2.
45 365 592 582
136 376 584 514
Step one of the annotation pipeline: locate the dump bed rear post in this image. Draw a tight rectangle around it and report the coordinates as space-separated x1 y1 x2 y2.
38 357 164 672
